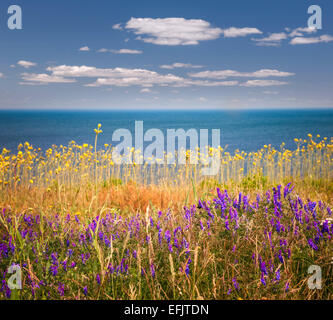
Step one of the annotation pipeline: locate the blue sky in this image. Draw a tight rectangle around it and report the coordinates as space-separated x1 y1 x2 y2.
0 0 332 110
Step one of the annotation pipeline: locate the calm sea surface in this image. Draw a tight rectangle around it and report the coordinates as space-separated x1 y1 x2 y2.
0 110 332 153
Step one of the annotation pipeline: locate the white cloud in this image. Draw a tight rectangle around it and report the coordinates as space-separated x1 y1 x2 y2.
25 64 293 89
189 69 294 79
290 34 333 45
112 23 123 30
263 90 279 95
47 65 239 88
240 80 288 87
250 27 326 47
140 88 152 93
125 17 224 45
79 46 90 51
110 49 142 54
48 65 174 79
289 27 317 37
98 48 142 54
0 72 4 78
86 76 238 88
198 97 207 102
222 27 262 38
160 62 203 69
252 32 287 46
179 80 239 87
17 60 37 68
20 73 77 85
97 48 108 53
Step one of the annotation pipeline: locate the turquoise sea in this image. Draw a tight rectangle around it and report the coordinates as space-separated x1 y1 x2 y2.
0 109 332 153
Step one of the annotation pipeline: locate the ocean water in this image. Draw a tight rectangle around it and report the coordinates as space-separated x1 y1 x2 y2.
0 109 332 153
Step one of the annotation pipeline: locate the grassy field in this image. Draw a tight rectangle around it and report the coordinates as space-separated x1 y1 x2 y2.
0 128 332 300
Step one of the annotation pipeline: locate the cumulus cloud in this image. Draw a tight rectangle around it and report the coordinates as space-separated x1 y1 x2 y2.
23 64 292 89
140 88 152 93
125 17 224 45
110 49 142 54
290 34 333 45
222 27 262 38
124 18 262 45
289 27 317 37
46 65 238 87
287 27 333 45
263 90 279 95
250 27 331 47
112 23 123 30
252 32 287 46
240 80 288 87
189 69 294 79
97 48 142 54
160 62 203 69
20 73 76 85
17 60 37 68
97 48 108 53
79 46 90 51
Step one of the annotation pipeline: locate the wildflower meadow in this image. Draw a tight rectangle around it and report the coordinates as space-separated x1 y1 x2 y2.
0 127 332 300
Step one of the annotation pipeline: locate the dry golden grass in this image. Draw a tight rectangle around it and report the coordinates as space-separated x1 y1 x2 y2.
1 177 331 221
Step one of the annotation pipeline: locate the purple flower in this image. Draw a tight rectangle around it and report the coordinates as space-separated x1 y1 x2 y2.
58 283 65 296
96 274 101 285
260 261 268 275
225 220 230 231
185 258 192 277
232 278 240 291
5 286 11 299
283 183 294 198
308 238 318 251
165 230 171 244
285 281 289 292
49 264 58 276
83 286 88 296
51 252 58 264
150 263 155 279
260 273 266 286
199 220 204 230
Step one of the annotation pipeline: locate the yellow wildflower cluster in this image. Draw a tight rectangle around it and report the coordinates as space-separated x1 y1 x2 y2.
0 134 332 187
